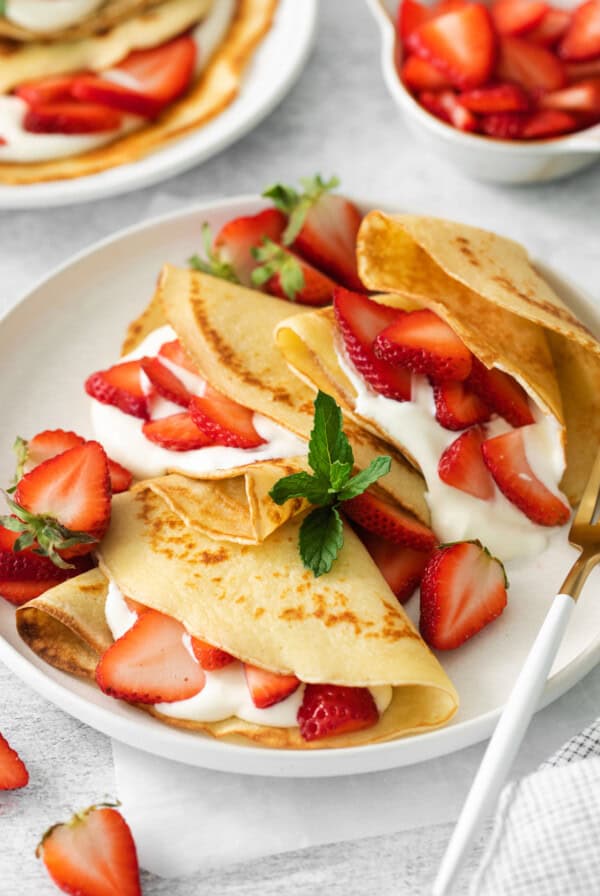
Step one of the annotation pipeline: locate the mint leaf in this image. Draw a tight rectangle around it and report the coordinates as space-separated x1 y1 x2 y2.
308 391 353 480
299 506 344 577
337 456 392 502
270 472 330 507
329 459 352 492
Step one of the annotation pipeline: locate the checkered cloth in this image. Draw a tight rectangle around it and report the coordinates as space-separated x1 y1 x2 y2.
471 719 600 895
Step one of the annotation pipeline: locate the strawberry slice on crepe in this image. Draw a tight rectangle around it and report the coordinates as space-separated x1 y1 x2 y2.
141 357 192 408
24 102 122 135
85 359 150 420
374 309 473 382
359 528 431 603
433 380 491 430
298 684 379 741
158 338 200 375
191 639 235 670
438 427 495 500
467 358 534 427
142 412 212 451
343 489 437 552
244 665 300 708
189 386 266 449
0 733 28 790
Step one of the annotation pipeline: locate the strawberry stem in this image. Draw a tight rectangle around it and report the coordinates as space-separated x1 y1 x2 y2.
251 238 305 301
263 174 340 245
188 223 240 284
1 493 96 570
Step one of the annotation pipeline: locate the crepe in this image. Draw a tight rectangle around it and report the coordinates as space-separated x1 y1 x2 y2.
0 0 277 185
16 488 458 749
0 0 162 43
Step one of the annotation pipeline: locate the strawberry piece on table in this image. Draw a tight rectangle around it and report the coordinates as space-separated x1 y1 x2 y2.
263 175 364 291
0 733 28 790
359 528 430 603
96 608 206 703
398 0 431 43
467 358 534 426
401 55 451 90
540 79 600 112
189 386 266 449
251 238 336 306
433 380 491 430
491 0 549 36
375 309 473 382
482 428 571 526
24 101 122 135
141 357 192 408
37 805 141 896
107 458 133 494
408 3 496 89
521 108 578 137
438 426 495 500
528 7 571 46
420 541 508 650
158 338 200 375
297 684 379 741
496 36 566 91
85 359 149 420
191 638 235 670
559 0 600 61
194 209 287 287
343 489 437 552
14 73 86 106
458 82 530 113
142 412 212 451
244 664 300 708
333 288 410 400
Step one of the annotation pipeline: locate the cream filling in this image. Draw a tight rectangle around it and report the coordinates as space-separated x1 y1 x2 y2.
4 0 103 32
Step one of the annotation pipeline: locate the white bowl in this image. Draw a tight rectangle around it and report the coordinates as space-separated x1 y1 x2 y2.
368 0 600 184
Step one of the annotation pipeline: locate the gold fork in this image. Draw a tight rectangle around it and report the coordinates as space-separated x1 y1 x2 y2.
433 449 600 896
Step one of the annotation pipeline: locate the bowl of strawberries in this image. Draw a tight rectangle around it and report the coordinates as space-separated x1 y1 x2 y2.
369 0 600 183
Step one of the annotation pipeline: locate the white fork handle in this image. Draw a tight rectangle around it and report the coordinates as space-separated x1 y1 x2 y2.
433 592 576 896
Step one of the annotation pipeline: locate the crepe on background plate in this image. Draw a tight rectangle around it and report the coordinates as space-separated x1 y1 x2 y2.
0 0 163 42
17 487 458 749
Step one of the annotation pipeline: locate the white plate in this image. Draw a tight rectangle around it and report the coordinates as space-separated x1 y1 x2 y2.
1 195 600 777
0 0 317 209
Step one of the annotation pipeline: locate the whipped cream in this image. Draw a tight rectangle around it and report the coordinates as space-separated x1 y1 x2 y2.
5 0 102 32
0 0 236 163
104 581 393 727
90 325 307 480
337 347 568 562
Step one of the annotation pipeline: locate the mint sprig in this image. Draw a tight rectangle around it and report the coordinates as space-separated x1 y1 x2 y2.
262 174 340 246
269 392 391 577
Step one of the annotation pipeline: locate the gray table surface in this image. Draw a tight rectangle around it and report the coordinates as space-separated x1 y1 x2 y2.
1 1 599 893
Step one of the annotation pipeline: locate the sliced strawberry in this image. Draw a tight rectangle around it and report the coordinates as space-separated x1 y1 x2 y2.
458 82 530 113
24 429 84 472
0 578 70 606
0 545 92 605
14 73 86 106
432 89 479 130
409 4 496 89
359 528 430 603
540 78 600 112
141 357 191 408
263 175 363 290
482 428 570 526
195 209 287 287
142 412 212 451
37 805 141 896
559 0 600 61
398 0 431 43
108 459 133 494
433 380 491 430
401 54 451 90
189 386 266 449
467 358 534 426
521 108 578 137
566 57 600 79
85 359 149 420
491 0 548 36
496 36 566 91
158 338 200 375
528 7 571 46
191 638 235 670
96 609 206 704
343 490 437 552
244 664 300 708
252 239 337 306
333 288 410 400
374 309 473 382
0 733 28 790
438 427 495 500
124 597 147 615
297 684 379 742
481 110 527 138
420 541 508 650
24 101 122 135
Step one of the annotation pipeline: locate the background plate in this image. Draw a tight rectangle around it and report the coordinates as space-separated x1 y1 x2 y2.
0 0 317 209
0 196 599 777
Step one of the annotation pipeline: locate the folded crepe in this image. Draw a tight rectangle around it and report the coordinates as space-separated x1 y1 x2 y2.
0 0 276 184
276 212 600 506
16 487 458 749
0 0 162 42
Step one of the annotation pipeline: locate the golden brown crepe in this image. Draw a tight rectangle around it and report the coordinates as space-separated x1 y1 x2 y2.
0 0 162 43
0 0 277 185
17 488 459 749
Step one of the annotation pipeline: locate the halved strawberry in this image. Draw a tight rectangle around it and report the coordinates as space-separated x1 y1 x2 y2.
251 239 336 306
359 528 430 603
458 83 530 113
528 7 571 46
398 0 431 43
142 412 212 451
189 386 266 449
24 102 122 135
559 0 600 61
409 4 496 89
14 73 85 106
438 427 495 500
467 358 534 426
297 684 379 742
263 175 363 290
158 338 200 375
482 428 570 526
96 609 206 703
496 36 566 91
433 380 491 430
37 805 141 896
141 357 191 408
0 733 28 790
192 210 287 287
419 541 508 650
401 54 451 90
85 359 149 420
491 0 549 36
191 638 235 670
333 288 410 400
540 78 600 112
23 429 84 472
0 547 78 606
566 57 600 79
244 664 300 708
108 459 133 494
343 490 437 552
521 108 578 137
374 309 473 382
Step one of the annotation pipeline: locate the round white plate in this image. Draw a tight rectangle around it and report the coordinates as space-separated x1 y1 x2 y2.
0 0 317 210
1 195 600 777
